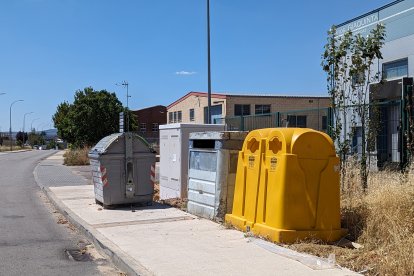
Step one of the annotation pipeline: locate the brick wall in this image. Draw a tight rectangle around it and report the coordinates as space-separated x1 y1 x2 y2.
167 94 227 124
132 105 167 140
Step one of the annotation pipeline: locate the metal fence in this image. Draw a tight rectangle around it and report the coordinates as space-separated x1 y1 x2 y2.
331 100 404 168
215 107 331 133
214 99 413 169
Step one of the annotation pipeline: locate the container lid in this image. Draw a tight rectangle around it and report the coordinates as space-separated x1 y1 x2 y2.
190 131 248 141
89 133 123 155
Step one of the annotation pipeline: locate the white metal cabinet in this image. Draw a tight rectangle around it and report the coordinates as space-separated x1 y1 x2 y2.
159 124 224 199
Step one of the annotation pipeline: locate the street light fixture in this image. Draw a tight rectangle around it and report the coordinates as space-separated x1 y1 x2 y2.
37 122 48 132
10 99 24 151
30 118 40 132
22 112 34 145
23 112 34 132
116 81 131 132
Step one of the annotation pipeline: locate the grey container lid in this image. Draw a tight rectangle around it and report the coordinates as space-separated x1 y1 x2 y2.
189 131 248 141
89 133 152 155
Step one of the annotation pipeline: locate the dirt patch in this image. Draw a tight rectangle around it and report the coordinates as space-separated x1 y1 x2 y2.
153 183 187 210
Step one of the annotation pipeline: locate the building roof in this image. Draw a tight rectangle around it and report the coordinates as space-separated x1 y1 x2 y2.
167 91 329 109
336 0 404 27
132 105 166 113
167 92 226 109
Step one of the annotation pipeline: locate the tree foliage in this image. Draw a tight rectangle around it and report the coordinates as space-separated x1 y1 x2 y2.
28 131 45 146
15 131 28 146
53 87 136 148
322 24 386 191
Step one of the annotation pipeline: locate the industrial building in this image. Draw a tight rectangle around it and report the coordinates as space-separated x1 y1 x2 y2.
132 105 167 146
167 91 330 131
335 0 414 167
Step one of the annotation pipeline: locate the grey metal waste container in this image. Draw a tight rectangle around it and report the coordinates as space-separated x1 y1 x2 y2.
187 131 247 220
88 133 156 206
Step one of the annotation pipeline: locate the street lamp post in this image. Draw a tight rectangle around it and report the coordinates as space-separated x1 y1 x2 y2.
23 112 34 145
10 100 24 151
116 81 131 132
30 118 40 132
0 93 5 151
207 0 212 124
23 112 34 132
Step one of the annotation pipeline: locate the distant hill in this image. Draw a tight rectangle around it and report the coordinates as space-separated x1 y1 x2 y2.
42 129 58 139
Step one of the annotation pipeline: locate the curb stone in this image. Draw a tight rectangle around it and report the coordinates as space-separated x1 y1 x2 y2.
33 161 153 276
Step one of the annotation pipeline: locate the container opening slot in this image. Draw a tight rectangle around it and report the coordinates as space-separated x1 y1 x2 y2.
193 139 215 149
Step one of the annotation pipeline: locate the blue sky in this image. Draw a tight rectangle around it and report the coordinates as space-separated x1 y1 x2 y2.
0 0 392 131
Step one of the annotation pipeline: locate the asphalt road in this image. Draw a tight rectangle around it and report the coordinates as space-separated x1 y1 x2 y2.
0 150 121 276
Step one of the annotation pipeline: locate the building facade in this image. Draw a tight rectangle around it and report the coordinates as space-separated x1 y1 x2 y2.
335 0 414 167
132 105 167 144
167 92 331 132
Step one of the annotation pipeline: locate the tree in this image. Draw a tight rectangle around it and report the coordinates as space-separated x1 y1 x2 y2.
322 27 354 165
322 24 386 191
53 87 137 148
28 131 45 146
53 102 75 144
15 131 28 147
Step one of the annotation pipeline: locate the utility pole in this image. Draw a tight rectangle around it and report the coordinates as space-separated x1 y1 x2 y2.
207 0 212 124
10 99 24 151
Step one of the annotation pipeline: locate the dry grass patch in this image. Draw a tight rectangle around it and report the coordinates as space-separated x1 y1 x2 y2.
288 160 414 275
63 147 90 166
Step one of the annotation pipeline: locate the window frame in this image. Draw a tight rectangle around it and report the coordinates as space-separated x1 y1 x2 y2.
287 115 307 128
177 111 182 123
140 123 147 132
255 104 271 115
382 58 408 80
189 108 195 122
234 104 251 116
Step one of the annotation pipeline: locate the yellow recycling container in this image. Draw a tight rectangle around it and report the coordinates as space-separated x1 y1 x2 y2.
225 128 271 231
225 128 346 243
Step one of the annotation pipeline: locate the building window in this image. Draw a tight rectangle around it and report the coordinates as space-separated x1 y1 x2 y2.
287 115 307 128
177 111 182 123
255 104 271 115
234 104 250 116
383 58 408 80
168 111 182 123
352 126 362 154
189 109 195 121
140 123 147 132
152 123 159 132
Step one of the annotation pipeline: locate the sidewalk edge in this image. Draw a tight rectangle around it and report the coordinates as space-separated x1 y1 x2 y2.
34 162 153 276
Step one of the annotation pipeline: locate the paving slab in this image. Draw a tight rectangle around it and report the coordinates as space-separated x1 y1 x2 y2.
49 186 195 226
48 184 356 276
35 152 358 276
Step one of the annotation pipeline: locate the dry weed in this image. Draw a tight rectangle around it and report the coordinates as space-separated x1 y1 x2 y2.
290 159 414 275
63 147 90 166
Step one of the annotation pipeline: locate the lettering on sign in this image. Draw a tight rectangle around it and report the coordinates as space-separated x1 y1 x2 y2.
248 156 255 169
337 14 378 36
270 157 278 171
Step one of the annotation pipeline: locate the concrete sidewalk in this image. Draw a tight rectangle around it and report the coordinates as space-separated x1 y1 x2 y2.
34 152 357 276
